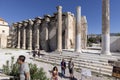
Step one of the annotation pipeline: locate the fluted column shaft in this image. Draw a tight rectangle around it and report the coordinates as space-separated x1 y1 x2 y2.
22 21 28 49
28 19 33 50
12 23 17 48
36 26 40 49
17 23 22 49
57 6 62 52
35 18 41 49
22 27 26 49
101 0 111 55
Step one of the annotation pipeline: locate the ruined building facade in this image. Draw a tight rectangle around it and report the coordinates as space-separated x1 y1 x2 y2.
10 11 87 51
0 18 9 48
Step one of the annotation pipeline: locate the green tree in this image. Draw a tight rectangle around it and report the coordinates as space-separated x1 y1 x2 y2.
116 33 120 36
3 57 49 80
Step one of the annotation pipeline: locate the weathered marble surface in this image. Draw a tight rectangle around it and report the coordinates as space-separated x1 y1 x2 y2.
101 0 111 55
48 17 57 51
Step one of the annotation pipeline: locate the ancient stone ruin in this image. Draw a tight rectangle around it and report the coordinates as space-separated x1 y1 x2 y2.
10 6 87 52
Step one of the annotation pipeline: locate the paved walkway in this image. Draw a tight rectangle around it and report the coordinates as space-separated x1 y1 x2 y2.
0 49 119 80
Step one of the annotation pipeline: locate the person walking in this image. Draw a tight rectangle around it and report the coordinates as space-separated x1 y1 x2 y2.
17 55 30 80
32 50 36 60
68 58 74 79
61 59 66 78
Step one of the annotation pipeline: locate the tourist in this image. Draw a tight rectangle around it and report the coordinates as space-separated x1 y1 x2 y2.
17 55 30 80
32 50 36 59
61 59 66 77
68 58 74 79
52 66 58 80
38 50 41 57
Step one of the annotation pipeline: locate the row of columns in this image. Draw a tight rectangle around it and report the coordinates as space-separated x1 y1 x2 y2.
16 18 41 50
56 6 82 53
56 0 111 55
15 0 111 55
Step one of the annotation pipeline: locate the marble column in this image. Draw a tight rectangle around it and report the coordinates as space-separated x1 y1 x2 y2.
17 22 22 49
65 12 71 49
75 6 82 53
40 15 50 51
35 17 41 49
12 23 17 48
28 19 33 50
101 0 111 55
57 6 62 52
22 21 28 49
81 16 87 49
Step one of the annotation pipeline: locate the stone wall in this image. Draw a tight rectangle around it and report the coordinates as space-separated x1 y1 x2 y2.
0 34 8 48
0 18 9 48
110 36 120 52
81 16 87 49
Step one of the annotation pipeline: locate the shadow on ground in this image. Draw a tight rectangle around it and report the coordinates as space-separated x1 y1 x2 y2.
58 72 77 80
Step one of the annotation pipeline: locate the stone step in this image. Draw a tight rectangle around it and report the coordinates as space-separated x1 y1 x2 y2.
42 55 110 65
74 60 112 69
34 58 112 76
75 66 112 76
44 54 117 63
33 52 115 76
74 58 108 65
44 57 111 69
81 53 117 58
75 63 112 73
36 57 112 69
42 57 113 71
39 55 112 69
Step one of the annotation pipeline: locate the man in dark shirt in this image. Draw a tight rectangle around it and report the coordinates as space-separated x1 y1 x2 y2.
61 59 66 78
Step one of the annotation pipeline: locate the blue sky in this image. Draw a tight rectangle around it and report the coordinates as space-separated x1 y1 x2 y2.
0 0 120 34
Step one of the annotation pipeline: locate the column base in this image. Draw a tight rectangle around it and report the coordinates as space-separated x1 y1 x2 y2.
36 45 39 49
12 45 16 48
101 50 111 55
57 49 62 53
17 45 20 49
22 46 26 49
75 49 82 53
28 47 32 50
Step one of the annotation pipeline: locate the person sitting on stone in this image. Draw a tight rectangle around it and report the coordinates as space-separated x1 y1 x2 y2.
52 66 58 80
